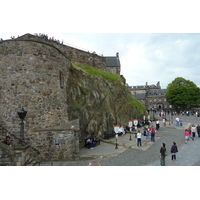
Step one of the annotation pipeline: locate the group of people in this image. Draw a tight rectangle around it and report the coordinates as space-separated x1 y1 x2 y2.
160 142 178 166
34 33 64 44
175 117 183 126
136 126 157 147
184 124 200 144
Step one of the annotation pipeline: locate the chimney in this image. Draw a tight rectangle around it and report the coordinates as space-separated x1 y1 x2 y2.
116 52 119 58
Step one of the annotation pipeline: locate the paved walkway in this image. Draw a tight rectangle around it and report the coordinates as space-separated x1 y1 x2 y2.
40 114 200 166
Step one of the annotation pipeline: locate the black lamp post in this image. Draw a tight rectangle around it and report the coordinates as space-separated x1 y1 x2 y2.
129 127 132 140
115 134 118 149
17 107 27 145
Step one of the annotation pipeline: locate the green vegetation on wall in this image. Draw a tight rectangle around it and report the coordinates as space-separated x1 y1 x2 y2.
128 95 146 114
71 63 124 83
70 63 146 114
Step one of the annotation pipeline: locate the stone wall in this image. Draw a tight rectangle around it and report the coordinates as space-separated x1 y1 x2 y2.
0 37 70 135
30 119 80 161
16 34 107 72
0 34 143 164
0 143 15 165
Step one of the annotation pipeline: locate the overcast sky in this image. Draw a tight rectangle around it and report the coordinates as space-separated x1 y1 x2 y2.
1 1 200 90
1 33 200 88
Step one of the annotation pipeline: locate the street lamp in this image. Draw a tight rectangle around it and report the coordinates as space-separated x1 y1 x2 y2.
17 107 28 145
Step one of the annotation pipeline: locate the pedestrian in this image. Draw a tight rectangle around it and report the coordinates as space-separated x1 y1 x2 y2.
191 124 196 139
98 162 102 166
160 143 167 166
88 162 93 166
137 130 142 147
156 119 160 130
143 127 149 146
187 125 194 141
196 124 200 137
150 126 156 142
179 117 182 126
170 142 178 162
184 129 190 144
2 136 11 146
162 118 166 126
175 117 179 126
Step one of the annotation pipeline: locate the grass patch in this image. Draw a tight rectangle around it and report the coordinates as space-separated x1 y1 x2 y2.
72 63 124 83
128 95 146 114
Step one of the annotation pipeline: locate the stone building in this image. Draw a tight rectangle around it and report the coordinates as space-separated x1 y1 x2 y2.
129 81 172 112
105 52 121 75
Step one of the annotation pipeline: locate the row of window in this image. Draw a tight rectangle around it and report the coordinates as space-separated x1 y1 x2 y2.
149 98 166 102
149 104 168 109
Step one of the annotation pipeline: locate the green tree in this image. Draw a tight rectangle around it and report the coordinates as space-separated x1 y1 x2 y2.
165 77 200 110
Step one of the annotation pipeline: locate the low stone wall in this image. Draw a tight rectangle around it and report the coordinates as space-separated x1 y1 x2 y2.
31 119 80 161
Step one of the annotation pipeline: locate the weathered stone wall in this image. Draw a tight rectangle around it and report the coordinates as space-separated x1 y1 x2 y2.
31 128 79 161
0 38 70 135
30 119 80 161
16 34 107 71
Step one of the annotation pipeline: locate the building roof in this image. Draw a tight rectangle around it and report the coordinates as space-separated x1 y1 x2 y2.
134 93 146 100
147 89 167 96
105 56 121 67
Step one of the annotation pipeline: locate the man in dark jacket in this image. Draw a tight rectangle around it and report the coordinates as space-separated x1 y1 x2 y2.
197 125 200 137
160 143 166 166
170 142 178 162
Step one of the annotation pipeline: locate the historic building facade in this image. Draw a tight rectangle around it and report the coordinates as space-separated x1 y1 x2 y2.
129 82 172 112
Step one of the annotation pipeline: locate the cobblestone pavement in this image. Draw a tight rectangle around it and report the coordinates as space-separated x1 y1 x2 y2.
41 114 200 166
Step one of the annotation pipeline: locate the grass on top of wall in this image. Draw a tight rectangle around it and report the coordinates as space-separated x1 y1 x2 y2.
72 63 124 83
128 95 146 114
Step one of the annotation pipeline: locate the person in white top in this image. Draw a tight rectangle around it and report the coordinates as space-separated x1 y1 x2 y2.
156 120 160 130
175 117 179 126
137 130 142 147
191 124 196 138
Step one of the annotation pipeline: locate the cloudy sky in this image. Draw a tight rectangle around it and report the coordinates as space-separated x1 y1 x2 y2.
1 1 200 91
1 32 200 88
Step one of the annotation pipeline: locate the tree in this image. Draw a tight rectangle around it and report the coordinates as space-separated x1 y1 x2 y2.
165 77 200 110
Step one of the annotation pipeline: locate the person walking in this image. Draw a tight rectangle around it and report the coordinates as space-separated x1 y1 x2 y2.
179 117 183 126
150 126 156 142
137 130 142 147
175 117 179 126
196 124 200 137
184 129 190 144
187 125 194 141
143 127 149 146
191 124 196 139
170 142 178 162
156 119 160 130
160 143 167 166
